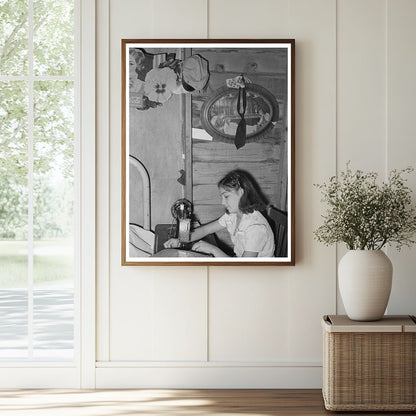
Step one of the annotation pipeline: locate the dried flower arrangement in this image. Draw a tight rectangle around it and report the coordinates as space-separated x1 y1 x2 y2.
314 164 416 250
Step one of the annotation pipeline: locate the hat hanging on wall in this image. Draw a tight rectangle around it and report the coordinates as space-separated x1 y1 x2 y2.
181 54 209 92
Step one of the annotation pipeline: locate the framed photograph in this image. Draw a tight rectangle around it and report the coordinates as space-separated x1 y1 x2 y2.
122 39 295 265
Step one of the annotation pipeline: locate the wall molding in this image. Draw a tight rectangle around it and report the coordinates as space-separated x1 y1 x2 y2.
0 368 80 389
96 360 321 368
96 365 322 388
96 0 111 364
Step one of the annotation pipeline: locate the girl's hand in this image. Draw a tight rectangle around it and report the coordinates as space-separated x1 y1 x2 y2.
192 241 218 256
164 238 180 248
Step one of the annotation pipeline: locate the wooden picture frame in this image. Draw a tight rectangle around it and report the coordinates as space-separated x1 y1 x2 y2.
122 39 295 265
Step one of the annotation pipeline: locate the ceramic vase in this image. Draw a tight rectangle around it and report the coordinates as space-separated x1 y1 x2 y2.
338 250 392 321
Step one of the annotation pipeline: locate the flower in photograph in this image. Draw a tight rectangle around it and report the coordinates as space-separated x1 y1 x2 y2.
144 67 178 103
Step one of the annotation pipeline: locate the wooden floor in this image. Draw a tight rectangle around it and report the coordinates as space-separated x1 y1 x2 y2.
0 389 413 415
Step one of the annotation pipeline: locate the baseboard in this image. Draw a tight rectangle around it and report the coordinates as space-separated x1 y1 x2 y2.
0 367 80 388
95 365 323 389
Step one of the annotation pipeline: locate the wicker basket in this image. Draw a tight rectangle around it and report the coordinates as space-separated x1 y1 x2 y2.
322 315 416 411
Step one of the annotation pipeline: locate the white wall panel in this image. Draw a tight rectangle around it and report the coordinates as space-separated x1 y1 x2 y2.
386 0 416 315
149 0 207 38
209 0 290 38
207 0 337 365
94 0 416 388
108 0 207 39
209 268 290 361
337 0 387 171
105 0 209 363
110 268 207 361
336 0 387 314
285 0 337 361
98 0 336 386
151 270 208 361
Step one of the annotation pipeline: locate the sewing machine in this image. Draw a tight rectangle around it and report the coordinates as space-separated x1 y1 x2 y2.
152 198 215 256
170 198 193 245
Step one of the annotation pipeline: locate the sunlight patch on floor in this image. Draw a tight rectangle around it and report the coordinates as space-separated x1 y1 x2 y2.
0 389 272 416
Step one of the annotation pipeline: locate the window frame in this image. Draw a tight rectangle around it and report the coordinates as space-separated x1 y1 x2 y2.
0 0 96 388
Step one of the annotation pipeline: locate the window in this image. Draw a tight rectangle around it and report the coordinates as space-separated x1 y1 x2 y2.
0 0 77 361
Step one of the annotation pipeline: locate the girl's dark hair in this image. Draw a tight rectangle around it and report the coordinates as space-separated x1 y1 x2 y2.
218 170 267 214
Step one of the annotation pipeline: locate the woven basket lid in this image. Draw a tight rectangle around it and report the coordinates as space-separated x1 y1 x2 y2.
322 315 416 333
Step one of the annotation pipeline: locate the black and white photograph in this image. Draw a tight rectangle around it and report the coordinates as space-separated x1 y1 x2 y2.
122 40 295 265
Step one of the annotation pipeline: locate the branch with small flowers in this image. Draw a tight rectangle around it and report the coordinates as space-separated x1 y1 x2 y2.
314 164 416 250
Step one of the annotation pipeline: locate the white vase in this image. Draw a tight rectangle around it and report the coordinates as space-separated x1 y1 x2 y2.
338 250 392 321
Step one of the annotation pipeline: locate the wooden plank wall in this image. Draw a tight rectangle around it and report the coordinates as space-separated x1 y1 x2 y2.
129 87 184 230
191 48 288 247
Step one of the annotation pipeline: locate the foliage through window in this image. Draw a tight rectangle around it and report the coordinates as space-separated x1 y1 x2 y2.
0 0 76 361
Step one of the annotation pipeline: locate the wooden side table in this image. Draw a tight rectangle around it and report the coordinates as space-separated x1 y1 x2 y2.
322 315 416 411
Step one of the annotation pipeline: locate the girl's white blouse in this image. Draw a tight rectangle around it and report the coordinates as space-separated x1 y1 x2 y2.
218 210 275 257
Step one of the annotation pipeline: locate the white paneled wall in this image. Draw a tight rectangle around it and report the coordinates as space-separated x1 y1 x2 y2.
337 0 387 172
110 267 208 361
96 0 416 388
208 268 290 362
336 0 388 313
386 0 416 314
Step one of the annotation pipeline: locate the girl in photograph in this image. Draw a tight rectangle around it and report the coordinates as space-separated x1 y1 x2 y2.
164 170 275 257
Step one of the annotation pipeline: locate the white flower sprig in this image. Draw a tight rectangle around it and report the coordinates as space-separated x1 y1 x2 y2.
314 164 416 250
